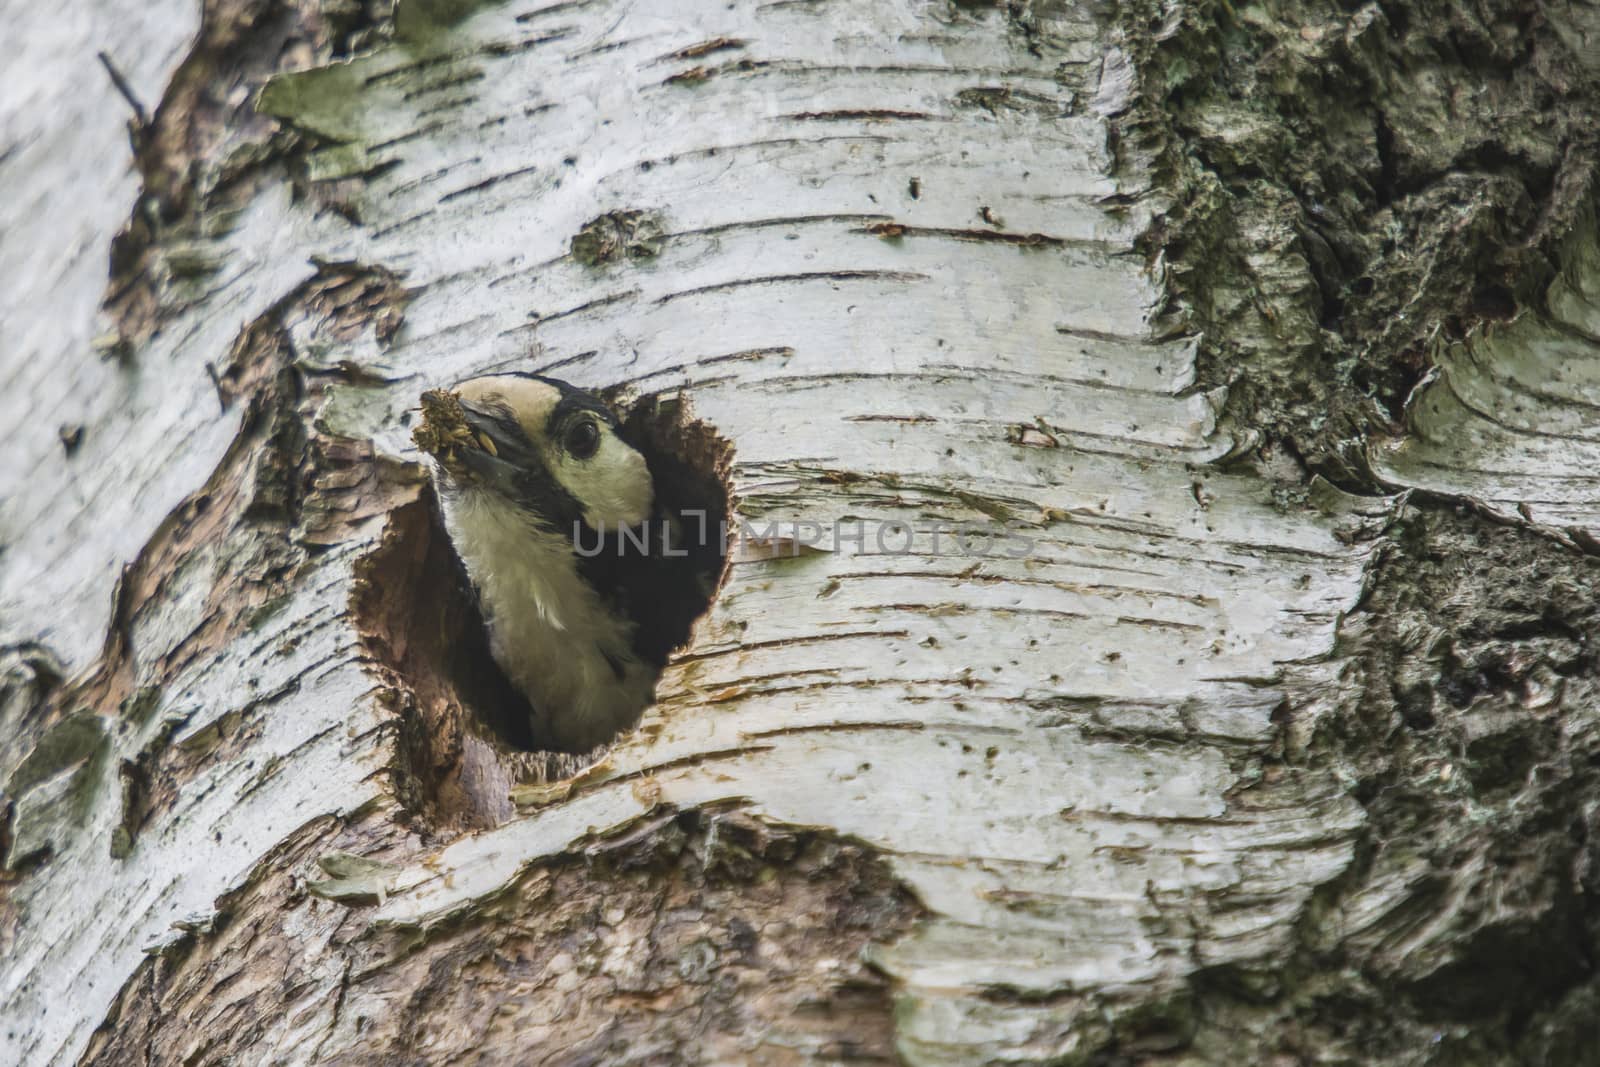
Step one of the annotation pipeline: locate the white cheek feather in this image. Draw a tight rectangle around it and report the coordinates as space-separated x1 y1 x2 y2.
552 433 653 530
439 486 655 750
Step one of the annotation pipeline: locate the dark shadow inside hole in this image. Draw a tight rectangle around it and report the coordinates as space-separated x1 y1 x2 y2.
606 389 733 668
353 490 531 828
354 391 730 825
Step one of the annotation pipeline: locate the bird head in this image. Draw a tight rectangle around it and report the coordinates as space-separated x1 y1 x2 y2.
414 374 654 533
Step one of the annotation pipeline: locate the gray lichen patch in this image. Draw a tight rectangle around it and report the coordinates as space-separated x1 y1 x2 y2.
255 59 374 144
954 85 1071 116
306 849 402 904
570 209 666 266
0 647 65 802
2 712 110 869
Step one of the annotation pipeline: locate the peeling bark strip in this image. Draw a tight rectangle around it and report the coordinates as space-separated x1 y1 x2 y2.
9 0 1600 1065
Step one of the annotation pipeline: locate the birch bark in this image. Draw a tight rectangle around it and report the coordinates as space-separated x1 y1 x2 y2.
3 0 1598 1064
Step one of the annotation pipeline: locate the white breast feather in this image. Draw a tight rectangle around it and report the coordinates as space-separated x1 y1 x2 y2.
440 487 654 750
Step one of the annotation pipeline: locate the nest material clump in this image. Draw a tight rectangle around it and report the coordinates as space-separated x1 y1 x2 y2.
412 389 475 461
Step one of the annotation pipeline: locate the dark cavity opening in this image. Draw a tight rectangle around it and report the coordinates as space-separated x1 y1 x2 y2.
354 391 730 830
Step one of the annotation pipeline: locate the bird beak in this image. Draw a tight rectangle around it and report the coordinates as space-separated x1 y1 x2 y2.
456 402 515 458
413 388 533 495
450 402 527 491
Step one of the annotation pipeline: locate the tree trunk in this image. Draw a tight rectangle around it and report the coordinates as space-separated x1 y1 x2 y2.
3 0 1598 1064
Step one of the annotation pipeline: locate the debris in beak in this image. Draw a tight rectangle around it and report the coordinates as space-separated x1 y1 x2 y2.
413 389 476 463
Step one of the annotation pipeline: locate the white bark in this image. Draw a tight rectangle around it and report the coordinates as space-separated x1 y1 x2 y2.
1 0 201 665
1 1 1420 1063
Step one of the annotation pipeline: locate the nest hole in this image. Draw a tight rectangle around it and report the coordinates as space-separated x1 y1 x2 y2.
354 391 731 829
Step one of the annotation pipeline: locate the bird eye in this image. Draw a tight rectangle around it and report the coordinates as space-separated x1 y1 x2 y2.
564 419 601 460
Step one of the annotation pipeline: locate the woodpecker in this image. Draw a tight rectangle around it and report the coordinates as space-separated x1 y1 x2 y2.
413 374 707 753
